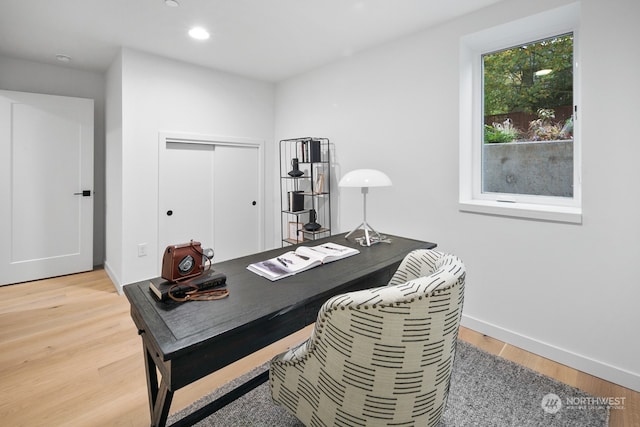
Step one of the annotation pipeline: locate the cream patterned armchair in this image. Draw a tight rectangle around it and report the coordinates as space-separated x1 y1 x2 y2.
269 249 466 427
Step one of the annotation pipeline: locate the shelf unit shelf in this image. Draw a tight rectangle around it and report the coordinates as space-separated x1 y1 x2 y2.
280 137 331 247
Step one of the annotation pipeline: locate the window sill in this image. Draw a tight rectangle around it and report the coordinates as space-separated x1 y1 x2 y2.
459 199 582 224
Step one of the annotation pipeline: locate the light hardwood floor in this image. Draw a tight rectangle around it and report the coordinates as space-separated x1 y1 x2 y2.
0 269 637 426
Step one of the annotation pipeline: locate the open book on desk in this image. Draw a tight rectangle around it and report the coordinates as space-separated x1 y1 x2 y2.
247 242 360 281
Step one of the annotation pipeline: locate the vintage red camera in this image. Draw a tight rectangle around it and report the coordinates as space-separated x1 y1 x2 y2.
161 241 205 282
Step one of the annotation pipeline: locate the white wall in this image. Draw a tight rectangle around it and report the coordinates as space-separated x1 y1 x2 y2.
105 53 123 286
0 55 106 267
275 0 640 391
106 48 275 289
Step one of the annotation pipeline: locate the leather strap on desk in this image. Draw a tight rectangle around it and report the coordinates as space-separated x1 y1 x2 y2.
168 283 229 302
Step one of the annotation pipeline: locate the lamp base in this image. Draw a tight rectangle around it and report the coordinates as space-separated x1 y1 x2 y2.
344 221 383 247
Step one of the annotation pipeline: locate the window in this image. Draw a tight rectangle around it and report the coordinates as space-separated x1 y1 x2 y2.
459 3 581 223
483 34 574 197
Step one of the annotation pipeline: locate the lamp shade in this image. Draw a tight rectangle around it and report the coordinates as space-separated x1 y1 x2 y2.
338 169 392 188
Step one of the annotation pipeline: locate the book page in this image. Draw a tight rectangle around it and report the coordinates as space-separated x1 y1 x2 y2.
276 251 320 273
248 259 290 279
247 242 359 281
296 242 359 263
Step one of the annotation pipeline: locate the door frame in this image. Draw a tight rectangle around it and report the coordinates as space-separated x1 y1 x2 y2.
158 131 265 265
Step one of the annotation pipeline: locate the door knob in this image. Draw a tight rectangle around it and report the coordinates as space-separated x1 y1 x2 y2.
73 190 91 197
252 201 257 206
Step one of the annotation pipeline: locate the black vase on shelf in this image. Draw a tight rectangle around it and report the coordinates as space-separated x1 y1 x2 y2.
304 209 321 231
288 158 304 177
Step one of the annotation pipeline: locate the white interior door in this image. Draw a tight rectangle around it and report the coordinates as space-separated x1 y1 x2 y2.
158 142 215 253
159 135 262 266
213 144 260 261
0 90 94 286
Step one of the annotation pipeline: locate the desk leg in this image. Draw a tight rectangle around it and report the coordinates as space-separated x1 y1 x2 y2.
143 344 174 427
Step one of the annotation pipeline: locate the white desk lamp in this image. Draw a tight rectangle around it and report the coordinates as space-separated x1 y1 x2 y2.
338 169 392 246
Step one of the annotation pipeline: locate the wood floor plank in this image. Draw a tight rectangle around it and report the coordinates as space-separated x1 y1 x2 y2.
0 269 637 426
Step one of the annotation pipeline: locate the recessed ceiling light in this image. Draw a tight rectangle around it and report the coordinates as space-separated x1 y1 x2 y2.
188 27 210 40
164 0 179 7
55 54 71 63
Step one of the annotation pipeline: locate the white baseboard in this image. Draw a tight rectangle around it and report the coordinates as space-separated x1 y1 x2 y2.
103 261 123 295
461 314 640 393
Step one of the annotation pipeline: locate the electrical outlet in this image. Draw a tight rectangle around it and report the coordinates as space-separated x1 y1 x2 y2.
138 243 148 257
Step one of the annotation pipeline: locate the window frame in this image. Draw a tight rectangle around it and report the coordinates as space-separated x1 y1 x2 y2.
459 3 581 224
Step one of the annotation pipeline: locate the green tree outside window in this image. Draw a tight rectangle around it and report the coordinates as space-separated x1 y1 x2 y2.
483 34 573 143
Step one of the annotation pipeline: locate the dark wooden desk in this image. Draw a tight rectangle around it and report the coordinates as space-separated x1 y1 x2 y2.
124 233 436 427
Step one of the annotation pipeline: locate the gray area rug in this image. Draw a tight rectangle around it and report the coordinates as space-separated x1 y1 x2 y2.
168 340 609 426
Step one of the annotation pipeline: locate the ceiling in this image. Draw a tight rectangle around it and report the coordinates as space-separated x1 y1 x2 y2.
0 0 502 82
